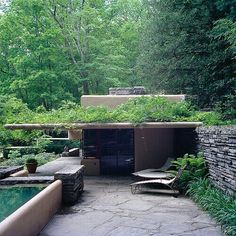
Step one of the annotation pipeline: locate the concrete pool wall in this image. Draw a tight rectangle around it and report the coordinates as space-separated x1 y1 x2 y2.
0 180 62 236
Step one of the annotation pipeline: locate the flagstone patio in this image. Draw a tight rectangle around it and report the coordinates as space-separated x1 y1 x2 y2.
40 176 223 236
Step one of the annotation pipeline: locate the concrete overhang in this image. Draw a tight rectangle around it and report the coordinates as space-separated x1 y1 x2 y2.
4 122 203 130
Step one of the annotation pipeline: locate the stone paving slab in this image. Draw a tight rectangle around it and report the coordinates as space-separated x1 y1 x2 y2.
31 156 82 176
40 176 223 236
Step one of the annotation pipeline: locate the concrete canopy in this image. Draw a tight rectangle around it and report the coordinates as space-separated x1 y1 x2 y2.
4 122 202 130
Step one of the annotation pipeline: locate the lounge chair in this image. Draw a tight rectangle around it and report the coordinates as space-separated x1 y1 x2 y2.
132 157 174 179
156 157 174 171
130 165 186 197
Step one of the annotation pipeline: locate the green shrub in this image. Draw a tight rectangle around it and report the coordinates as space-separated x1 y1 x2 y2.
35 136 52 153
187 179 236 236
215 94 236 121
170 153 208 191
33 152 56 166
4 147 40 159
0 152 56 167
114 96 193 123
26 158 38 165
188 111 223 125
5 96 197 124
8 150 21 159
8 96 232 125
1 96 234 147
0 156 26 166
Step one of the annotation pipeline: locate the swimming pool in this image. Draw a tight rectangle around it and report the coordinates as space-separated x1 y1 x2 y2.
0 186 43 222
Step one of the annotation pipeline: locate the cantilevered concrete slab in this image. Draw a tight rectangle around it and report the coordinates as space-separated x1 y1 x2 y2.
4 122 202 130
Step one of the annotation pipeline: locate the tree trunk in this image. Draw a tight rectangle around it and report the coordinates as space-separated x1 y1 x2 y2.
83 80 89 95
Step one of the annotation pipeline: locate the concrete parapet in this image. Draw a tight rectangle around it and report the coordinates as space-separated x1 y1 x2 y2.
0 180 62 236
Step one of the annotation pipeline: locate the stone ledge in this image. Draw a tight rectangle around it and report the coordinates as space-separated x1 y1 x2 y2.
0 176 54 185
0 166 24 179
54 165 84 177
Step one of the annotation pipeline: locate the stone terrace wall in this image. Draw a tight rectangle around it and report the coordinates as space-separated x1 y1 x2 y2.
197 126 236 196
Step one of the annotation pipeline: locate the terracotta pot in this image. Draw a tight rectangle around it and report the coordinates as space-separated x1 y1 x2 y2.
26 163 38 173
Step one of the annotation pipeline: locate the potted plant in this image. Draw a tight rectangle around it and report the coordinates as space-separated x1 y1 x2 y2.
26 158 38 173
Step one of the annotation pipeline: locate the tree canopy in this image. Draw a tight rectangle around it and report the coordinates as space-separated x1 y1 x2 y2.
138 0 236 119
0 0 235 118
0 0 142 109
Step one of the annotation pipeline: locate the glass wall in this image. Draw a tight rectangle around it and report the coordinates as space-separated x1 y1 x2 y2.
83 129 134 175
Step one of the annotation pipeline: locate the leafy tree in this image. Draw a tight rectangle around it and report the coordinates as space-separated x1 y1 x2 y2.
47 0 143 94
0 95 42 145
0 0 142 108
0 0 78 109
138 0 236 118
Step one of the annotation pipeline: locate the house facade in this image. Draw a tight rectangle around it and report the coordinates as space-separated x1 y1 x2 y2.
79 88 200 175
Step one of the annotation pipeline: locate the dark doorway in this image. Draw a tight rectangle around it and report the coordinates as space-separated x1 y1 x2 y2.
83 129 134 175
174 128 198 158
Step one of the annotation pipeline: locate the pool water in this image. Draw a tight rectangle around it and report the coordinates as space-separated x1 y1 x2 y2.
0 186 42 222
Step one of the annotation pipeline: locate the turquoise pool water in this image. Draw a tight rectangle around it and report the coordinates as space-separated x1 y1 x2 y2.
0 186 43 222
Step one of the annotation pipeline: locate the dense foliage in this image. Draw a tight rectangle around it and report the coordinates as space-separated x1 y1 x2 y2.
0 96 43 145
138 0 236 119
171 154 235 235
0 0 235 145
170 153 208 191
0 95 234 146
3 96 228 125
0 0 235 120
188 179 236 236
0 0 142 109
0 152 56 166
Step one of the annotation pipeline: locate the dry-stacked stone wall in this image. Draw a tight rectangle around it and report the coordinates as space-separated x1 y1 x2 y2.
109 86 146 95
197 126 236 196
54 165 85 205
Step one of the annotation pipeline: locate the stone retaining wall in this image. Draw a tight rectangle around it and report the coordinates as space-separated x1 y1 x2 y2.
197 126 236 196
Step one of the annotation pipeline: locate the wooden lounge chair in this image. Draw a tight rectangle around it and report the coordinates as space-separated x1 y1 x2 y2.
130 165 186 197
132 157 174 179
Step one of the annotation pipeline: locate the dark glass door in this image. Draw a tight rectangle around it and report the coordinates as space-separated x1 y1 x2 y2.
83 129 134 175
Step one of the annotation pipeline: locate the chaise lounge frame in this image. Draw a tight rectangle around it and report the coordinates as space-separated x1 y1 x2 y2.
130 165 187 197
